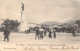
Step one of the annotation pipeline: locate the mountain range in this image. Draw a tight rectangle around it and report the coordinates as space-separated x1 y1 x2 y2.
41 21 76 25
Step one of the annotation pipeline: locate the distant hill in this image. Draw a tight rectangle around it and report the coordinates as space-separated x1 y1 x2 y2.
41 22 62 25
41 21 77 26
65 21 76 25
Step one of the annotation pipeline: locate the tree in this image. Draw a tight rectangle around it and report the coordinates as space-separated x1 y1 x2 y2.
76 20 80 33
1 19 20 32
76 20 80 26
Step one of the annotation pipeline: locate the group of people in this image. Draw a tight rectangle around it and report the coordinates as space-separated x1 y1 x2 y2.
2 26 77 42
35 26 78 39
35 27 56 39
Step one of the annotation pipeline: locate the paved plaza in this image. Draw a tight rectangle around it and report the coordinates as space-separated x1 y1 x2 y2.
0 32 80 51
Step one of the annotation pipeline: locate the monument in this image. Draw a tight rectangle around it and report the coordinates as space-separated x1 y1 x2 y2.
19 3 28 32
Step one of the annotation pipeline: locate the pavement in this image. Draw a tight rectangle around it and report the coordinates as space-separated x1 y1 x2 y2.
0 32 80 51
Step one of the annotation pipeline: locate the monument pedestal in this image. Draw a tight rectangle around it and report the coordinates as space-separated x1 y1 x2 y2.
19 11 28 32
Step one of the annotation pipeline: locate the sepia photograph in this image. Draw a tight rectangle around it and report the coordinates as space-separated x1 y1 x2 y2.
0 0 80 51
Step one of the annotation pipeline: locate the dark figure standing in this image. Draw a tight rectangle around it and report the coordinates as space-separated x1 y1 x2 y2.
39 28 44 39
25 30 27 34
44 29 47 37
35 28 40 39
48 29 52 38
53 29 56 39
4 27 10 42
72 28 76 37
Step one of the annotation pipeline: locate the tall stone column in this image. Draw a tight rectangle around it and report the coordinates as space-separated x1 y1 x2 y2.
19 11 28 32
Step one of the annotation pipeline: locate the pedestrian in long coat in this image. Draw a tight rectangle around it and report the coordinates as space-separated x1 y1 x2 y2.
72 28 76 37
44 29 47 37
53 29 56 39
4 27 10 42
39 28 44 39
48 29 52 38
35 28 40 39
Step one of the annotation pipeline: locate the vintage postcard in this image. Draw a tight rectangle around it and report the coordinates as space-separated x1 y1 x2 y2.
0 0 80 51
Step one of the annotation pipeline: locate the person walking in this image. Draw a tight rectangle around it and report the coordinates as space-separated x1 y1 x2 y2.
44 29 47 37
4 26 10 42
39 28 44 39
48 29 52 38
35 28 40 39
72 27 76 37
53 29 56 39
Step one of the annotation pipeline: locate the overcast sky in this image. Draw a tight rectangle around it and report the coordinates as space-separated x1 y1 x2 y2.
0 0 80 24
